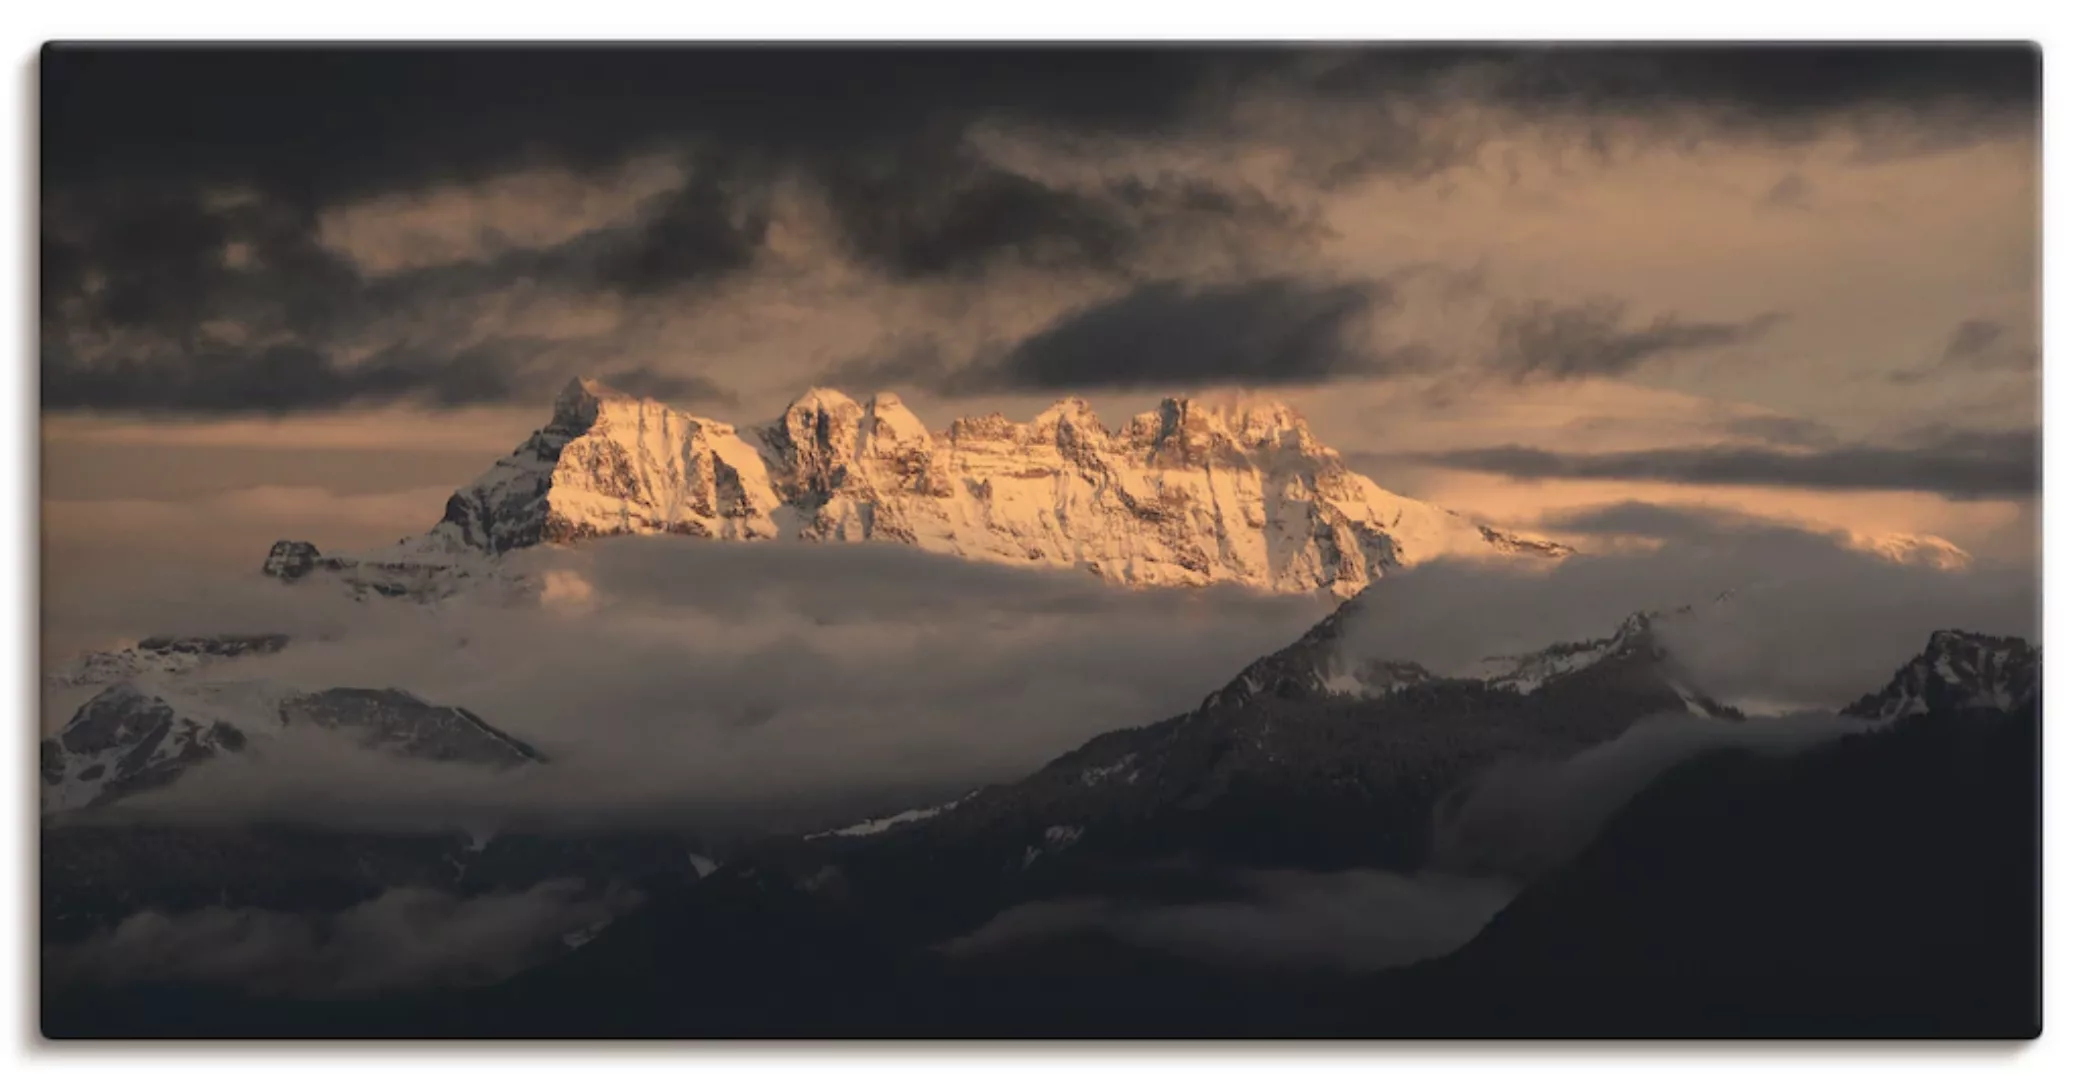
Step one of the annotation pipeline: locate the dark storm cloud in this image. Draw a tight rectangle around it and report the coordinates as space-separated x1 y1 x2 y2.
41 334 705 416
1887 318 2040 385
40 45 2039 415
41 190 362 339
1758 172 1812 211
356 174 771 298
1937 317 2039 373
1452 46 2038 122
938 277 1434 394
40 337 513 414
595 368 738 406
593 176 772 294
1946 318 2008 363
1488 299 1786 381
44 47 2034 249
1717 414 1840 449
1289 45 2037 148
43 47 1303 341
1284 46 2039 179
42 47 1276 204
1537 501 1819 544
43 45 2037 202
815 132 1325 281
1409 426 2039 500
817 338 960 397
821 140 1136 280
39 165 763 414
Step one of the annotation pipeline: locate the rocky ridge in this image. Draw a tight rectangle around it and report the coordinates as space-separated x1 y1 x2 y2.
1843 629 2041 721
267 378 1570 599
41 681 544 814
1199 593 1736 716
47 634 291 689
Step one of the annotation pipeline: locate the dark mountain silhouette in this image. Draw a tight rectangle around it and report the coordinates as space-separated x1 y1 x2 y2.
43 631 2040 1038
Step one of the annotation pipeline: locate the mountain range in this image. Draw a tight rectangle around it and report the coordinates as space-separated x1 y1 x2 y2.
40 627 2041 1038
41 681 543 814
37 378 2037 1038
263 378 1570 600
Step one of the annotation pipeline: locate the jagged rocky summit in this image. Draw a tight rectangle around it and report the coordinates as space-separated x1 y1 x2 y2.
266 378 1569 598
41 681 544 814
1844 629 2041 721
46 633 290 689
1199 591 1738 717
746 616 2038 930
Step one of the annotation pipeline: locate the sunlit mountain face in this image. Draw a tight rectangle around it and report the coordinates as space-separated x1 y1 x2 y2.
39 44 2040 1039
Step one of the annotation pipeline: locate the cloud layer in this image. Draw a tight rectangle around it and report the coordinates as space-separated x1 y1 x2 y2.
42 45 2039 419
59 538 1326 831
1334 514 2036 711
951 277 1416 393
45 879 640 997
944 703 1892 974
1488 300 1784 382
1407 426 2039 500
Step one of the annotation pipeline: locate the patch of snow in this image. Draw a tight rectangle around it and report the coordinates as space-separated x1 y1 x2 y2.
1473 639 1614 693
561 916 615 952
1319 668 1375 698
804 795 968 839
1079 754 1139 787
1668 681 1713 718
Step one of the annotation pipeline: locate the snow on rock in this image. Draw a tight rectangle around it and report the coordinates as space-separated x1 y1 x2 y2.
1019 825 1087 871
1079 754 1139 787
266 378 1572 601
1206 602 1704 711
1843 629 2041 721
40 681 545 814
1470 613 1658 693
39 684 254 815
46 634 291 690
803 795 972 840
259 532 523 603
560 917 615 953
1043 825 1084 848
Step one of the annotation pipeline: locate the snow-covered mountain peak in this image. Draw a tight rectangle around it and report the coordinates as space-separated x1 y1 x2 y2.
46 633 291 690
1031 395 1104 430
1120 394 1321 465
787 384 864 415
41 680 546 815
858 392 934 460
1202 595 1733 713
264 379 1573 598
552 376 633 432
1844 629 2040 721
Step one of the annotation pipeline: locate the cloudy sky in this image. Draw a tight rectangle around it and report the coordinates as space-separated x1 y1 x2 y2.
42 45 2041 606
